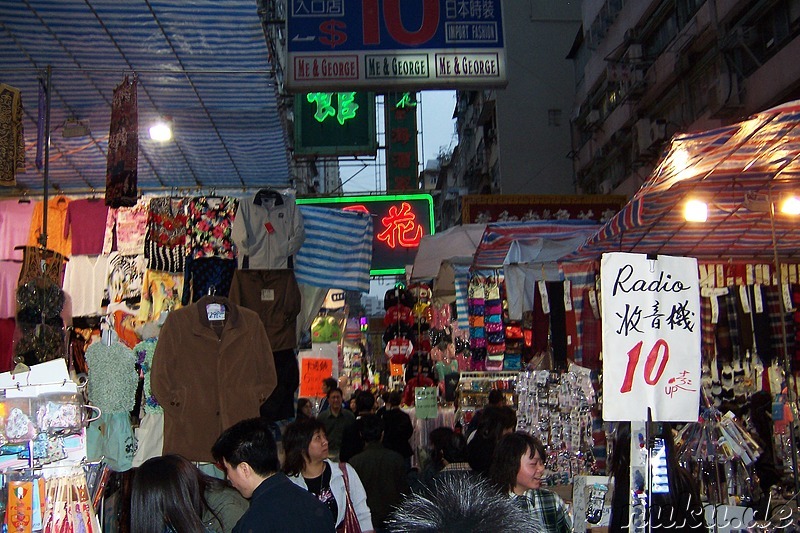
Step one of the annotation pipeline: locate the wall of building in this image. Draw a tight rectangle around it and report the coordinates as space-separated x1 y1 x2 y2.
570 0 800 196
494 1 582 195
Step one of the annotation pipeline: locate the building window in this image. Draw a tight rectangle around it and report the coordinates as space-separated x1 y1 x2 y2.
548 109 562 127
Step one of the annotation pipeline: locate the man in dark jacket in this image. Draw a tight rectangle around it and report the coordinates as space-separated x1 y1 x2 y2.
381 391 414 471
339 389 376 462
212 417 334 532
349 415 410 531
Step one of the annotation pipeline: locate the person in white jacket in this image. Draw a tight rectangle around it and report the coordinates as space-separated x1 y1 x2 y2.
283 418 374 532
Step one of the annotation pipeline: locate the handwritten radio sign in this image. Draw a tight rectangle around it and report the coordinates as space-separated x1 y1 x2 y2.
601 253 701 422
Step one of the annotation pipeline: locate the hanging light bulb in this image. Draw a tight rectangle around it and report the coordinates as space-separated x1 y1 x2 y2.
149 116 173 141
683 198 708 222
779 195 800 215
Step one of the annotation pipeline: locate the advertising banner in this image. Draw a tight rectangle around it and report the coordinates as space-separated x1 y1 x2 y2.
385 92 418 191
601 252 701 421
462 194 627 224
286 0 507 91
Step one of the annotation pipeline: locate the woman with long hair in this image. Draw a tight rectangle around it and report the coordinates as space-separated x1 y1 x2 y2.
283 418 374 532
296 397 314 421
131 454 248 533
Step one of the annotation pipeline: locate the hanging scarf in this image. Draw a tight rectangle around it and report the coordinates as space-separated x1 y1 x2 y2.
0 83 25 187
105 75 138 207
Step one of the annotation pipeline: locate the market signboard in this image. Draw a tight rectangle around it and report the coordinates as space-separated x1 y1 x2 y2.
601 252 701 422
297 193 434 276
462 194 628 224
285 0 507 91
294 91 377 156
385 92 418 191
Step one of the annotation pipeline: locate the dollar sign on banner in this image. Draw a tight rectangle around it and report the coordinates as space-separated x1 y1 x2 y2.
319 19 347 48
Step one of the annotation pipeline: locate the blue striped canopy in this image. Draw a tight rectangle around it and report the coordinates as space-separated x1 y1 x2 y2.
0 0 289 193
568 100 800 263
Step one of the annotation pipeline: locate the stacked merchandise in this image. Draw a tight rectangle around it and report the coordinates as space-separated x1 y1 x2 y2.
516 369 597 485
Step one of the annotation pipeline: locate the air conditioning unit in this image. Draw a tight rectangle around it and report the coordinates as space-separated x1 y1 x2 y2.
707 73 742 116
598 179 614 194
635 118 667 152
625 44 643 62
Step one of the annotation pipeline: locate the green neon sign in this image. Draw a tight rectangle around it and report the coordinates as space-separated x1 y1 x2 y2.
293 92 377 157
395 92 416 108
306 92 360 125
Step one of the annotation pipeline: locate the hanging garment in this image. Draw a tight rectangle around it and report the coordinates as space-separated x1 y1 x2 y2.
102 198 149 255
232 189 305 269
137 269 183 323
150 296 277 462
27 196 72 257
185 196 239 260
0 199 34 260
132 338 164 466
64 198 109 255
0 260 22 318
0 317 15 371
106 252 145 304
85 340 138 413
181 256 236 305
0 84 25 187
87 411 137 472
145 196 188 272
63 254 110 317
105 75 138 208
259 348 300 423
228 269 301 351
295 205 372 293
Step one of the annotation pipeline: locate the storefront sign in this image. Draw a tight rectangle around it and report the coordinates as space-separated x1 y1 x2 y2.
601 253 701 422
298 194 434 276
385 92 418 191
462 194 627 224
293 91 377 156
415 387 438 418
298 355 334 397
286 0 507 91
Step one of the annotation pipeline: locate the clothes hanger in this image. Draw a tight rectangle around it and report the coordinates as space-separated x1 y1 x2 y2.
254 187 284 206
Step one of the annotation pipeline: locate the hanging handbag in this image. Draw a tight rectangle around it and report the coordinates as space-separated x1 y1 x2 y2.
337 463 363 533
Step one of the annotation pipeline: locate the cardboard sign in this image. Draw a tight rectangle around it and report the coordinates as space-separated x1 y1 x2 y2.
299 357 333 398
414 387 438 419
601 253 701 421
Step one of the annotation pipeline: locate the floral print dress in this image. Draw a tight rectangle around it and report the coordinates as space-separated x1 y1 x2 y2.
183 196 238 303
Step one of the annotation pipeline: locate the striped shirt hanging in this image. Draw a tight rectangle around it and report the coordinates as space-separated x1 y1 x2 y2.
295 206 373 293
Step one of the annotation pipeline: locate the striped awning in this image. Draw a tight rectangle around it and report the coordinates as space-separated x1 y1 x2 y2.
568 100 800 263
0 0 289 193
472 220 601 268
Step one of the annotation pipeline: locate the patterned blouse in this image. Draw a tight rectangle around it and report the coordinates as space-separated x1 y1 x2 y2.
186 196 238 260
103 198 149 255
145 196 188 272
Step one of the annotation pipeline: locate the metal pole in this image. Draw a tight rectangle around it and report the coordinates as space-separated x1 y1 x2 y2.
767 190 800 495
38 66 52 249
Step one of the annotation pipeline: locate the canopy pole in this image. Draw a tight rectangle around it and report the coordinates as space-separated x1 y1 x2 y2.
768 189 800 495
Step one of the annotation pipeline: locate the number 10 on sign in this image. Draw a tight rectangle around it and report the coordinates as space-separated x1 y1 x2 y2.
619 339 669 393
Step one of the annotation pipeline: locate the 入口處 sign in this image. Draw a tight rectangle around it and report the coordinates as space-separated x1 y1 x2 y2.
601 252 701 422
286 0 507 91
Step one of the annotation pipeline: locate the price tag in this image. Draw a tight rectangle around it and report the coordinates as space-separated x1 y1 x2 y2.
710 295 720 325
261 289 275 301
538 281 550 314
264 221 275 234
739 285 750 314
754 284 764 314
563 280 573 311
588 290 600 319
206 303 226 321
782 283 794 312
